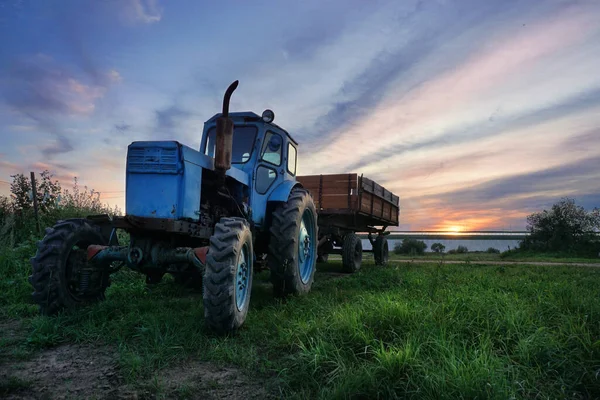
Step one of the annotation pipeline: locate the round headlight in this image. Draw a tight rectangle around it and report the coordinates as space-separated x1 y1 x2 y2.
262 109 275 123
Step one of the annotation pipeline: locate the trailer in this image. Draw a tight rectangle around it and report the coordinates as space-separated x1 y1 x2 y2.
296 173 400 272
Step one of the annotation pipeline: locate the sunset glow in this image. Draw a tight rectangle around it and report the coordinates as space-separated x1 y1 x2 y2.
1 0 599 230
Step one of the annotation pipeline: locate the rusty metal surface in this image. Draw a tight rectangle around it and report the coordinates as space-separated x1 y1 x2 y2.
112 216 212 238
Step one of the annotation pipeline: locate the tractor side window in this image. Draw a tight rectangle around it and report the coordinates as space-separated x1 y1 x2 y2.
287 143 297 175
255 165 277 194
261 132 282 166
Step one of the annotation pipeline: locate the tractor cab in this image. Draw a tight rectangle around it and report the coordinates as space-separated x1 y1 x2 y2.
201 110 299 227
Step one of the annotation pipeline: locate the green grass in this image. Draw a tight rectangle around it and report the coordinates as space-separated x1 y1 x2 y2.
387 251 600 264
1 242 600 399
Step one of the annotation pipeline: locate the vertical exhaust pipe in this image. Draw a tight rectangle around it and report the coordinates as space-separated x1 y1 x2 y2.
215 80 239 184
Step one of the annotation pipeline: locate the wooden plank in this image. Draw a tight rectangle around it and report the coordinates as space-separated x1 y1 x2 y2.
303 180 357 191
320 194 358 210
297 173 357 185
304 186 357 197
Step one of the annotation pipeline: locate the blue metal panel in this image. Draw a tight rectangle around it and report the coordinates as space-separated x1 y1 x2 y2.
126 141 203 220
268 180 299 202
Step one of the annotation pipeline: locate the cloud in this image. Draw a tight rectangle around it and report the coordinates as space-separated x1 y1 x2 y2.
300 0 600 173
1 54 119 158
3 54 109 117
154 105 192 135
114 123 131 133
125 0 162 24
409 155 600 212
342 86 600 173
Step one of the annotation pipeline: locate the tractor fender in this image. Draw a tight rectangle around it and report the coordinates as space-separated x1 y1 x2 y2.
268 180 303 203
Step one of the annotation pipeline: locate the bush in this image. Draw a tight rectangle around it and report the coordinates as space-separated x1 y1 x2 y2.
520 197 599 256
0 170 121 245
431 243 446 253
486 247 500 254
394 238 428 255
455 245 468 254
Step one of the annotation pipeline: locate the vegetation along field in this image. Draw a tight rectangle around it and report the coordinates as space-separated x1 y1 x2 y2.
2 246 599 398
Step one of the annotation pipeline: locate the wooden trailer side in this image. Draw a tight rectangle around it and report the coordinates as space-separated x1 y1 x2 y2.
297 173 400 227
296 173 359 211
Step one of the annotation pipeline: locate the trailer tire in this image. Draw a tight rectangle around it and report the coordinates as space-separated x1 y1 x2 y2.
203 217 253 334
269 187 317 297
29 219 110 316
374 236 389 266
342 233 362 273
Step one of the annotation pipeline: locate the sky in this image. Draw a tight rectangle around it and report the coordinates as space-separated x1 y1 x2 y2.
0 0 599 231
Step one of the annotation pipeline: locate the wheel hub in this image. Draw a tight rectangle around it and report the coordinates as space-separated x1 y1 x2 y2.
298 223 311 263
235 247 250 311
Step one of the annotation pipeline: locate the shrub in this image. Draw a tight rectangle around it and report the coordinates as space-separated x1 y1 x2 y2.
455 245 468 254
431 243 446 253
486 247 500 254
520 197 600 256
0 170 121 245
394 238 428 255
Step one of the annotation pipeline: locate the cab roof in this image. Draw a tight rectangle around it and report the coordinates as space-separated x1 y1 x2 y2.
205 112 298 146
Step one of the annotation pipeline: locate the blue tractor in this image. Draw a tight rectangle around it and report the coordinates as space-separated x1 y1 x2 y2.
29 81 318 333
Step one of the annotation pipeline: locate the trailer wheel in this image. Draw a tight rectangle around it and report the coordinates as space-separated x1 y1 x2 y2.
29 219 110 316
269 187 317 297
203 217 253 334
342 233 362 273
374 236 389 266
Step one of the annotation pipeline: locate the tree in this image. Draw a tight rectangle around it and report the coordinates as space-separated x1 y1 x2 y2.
431 242 446 253
10 173 32 213
520 197 600 255
394 238 428 255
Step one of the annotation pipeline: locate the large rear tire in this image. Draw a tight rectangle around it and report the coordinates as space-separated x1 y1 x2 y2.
203 217 253 334
268 187 317 297
374 235 389 266
29 219 110 316
342 233 362 273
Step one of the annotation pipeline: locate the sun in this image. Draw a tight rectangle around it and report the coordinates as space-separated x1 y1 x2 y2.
448 226 462 233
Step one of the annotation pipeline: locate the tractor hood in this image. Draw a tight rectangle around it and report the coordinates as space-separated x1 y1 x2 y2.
125 141 249 220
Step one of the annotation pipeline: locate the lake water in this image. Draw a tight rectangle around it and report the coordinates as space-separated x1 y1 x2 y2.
360 238 522 253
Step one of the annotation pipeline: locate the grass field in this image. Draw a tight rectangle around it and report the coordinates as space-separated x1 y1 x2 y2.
386 251 600 264
1 241 600 398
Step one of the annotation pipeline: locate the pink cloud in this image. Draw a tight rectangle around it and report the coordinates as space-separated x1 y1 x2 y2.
303 3 600 174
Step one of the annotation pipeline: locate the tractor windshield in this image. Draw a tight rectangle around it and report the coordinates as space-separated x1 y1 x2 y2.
204 125 258 163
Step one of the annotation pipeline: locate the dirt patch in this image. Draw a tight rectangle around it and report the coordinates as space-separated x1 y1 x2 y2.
151 360 275 399
0 343 275 399
0 319 26 341
0 344 120 399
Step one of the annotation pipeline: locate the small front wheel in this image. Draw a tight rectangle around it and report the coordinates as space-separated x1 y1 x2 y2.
203 217 253 334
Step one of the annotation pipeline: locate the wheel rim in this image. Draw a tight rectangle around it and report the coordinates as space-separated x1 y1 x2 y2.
298 208 315 284
235 243 251 311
